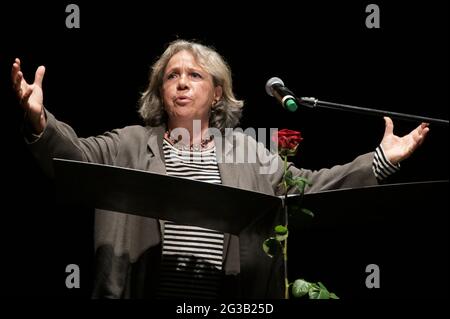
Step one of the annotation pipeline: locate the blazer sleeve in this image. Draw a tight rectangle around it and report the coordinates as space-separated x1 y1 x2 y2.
25 109 121 177
256 139 379 195
288 153 379 193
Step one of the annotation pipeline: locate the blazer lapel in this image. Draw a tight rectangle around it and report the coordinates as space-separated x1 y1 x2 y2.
217 132 240 264
146 125 167 175
217 132 239 188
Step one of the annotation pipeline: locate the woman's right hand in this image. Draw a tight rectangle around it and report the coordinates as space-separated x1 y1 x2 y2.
11 58 47 134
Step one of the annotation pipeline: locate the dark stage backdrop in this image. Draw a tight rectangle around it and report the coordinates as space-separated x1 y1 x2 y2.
0 1 448 298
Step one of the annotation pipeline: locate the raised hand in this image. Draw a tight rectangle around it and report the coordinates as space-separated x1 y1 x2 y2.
11 58 46 134
381 117 429 165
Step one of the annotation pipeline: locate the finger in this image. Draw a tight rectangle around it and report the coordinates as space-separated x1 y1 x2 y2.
14 69 29 95
11 61 19 80
17 70 24 84
414 122 429 136
15 71 24 95
16 71 29 97
21 86 33 105
12 58 21 74
422 126 430 137
12 58 30 89
34 66 46 88
11 62 21 89
383 116 394 137
13 57 22 77
417 127 430 146
419 122 429 134
410 125 430 149
12 66 20 89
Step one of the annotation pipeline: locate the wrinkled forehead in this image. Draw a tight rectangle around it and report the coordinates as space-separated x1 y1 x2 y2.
165 49 209 72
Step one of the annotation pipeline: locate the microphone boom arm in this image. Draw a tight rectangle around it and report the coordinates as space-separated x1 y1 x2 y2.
299 97 449 126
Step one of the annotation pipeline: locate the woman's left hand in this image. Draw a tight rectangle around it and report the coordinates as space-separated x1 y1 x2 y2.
380 117 429 165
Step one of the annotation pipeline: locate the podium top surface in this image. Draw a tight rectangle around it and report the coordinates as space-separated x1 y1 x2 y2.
287 179 448 229
53 159 281 234
53 158 448 234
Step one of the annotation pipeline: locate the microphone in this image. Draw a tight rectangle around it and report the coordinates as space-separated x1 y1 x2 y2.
265 77 299 112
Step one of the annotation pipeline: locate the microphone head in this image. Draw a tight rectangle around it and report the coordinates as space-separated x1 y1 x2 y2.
265 77 284 97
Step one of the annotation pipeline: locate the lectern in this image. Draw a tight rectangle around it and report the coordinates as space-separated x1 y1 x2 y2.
54 159 449 298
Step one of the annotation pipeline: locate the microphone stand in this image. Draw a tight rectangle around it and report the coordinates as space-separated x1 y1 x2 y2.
298 97 449 126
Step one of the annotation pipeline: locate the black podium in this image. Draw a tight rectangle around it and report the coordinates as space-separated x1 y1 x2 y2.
53 159 281 235
287 181 449 298
54 159 449 298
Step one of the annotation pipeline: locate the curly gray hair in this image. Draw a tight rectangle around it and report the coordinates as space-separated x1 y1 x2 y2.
138 40 244 131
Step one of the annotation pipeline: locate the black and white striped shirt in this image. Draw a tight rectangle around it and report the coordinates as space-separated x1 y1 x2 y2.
157 139 224 299
372 145 400 181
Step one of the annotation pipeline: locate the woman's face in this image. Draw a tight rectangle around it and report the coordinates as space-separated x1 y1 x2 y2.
162 50 222 126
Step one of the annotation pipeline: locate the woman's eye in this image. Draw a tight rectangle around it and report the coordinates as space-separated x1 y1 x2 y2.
167 73 177 80
191 72 202 79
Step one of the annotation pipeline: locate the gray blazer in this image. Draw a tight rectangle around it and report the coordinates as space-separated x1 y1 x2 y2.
27 110 378 298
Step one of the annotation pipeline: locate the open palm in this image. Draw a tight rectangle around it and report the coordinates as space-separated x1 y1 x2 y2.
11 58 46 132
381 117 429 164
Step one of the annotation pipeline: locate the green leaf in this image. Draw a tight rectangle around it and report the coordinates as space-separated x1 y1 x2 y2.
329 293 339 299
301 208 314 217
262 237 281 258
318 282 327 290
310 283 320 290
274 225 288 235
317 282 338 299
284 170 293 179
274 225 288 242
294 176 311 185
284 172 297 187
290 177 312 194
306 282 337 299
295 180 305 192
292 279 312 298
286 179 296 187
305 282 339 299
308 288 320 299
317 289 331 299
294 179 308 193
296 183 306 194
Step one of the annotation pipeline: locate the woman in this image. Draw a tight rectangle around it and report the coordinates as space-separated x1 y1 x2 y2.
12 40 429 298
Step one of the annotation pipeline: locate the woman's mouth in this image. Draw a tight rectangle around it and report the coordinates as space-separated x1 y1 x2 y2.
174 96 192 105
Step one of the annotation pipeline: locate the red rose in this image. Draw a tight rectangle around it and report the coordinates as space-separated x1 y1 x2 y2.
273 129 303 156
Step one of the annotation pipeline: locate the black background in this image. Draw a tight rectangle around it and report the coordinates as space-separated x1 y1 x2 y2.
0 1 448 299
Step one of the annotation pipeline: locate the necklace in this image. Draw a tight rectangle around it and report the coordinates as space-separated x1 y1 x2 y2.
165 131 214 152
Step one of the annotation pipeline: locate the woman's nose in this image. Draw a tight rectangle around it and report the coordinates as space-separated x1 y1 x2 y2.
177 74 189 90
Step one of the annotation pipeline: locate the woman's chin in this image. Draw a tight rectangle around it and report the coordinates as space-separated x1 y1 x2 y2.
171 112 208 123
